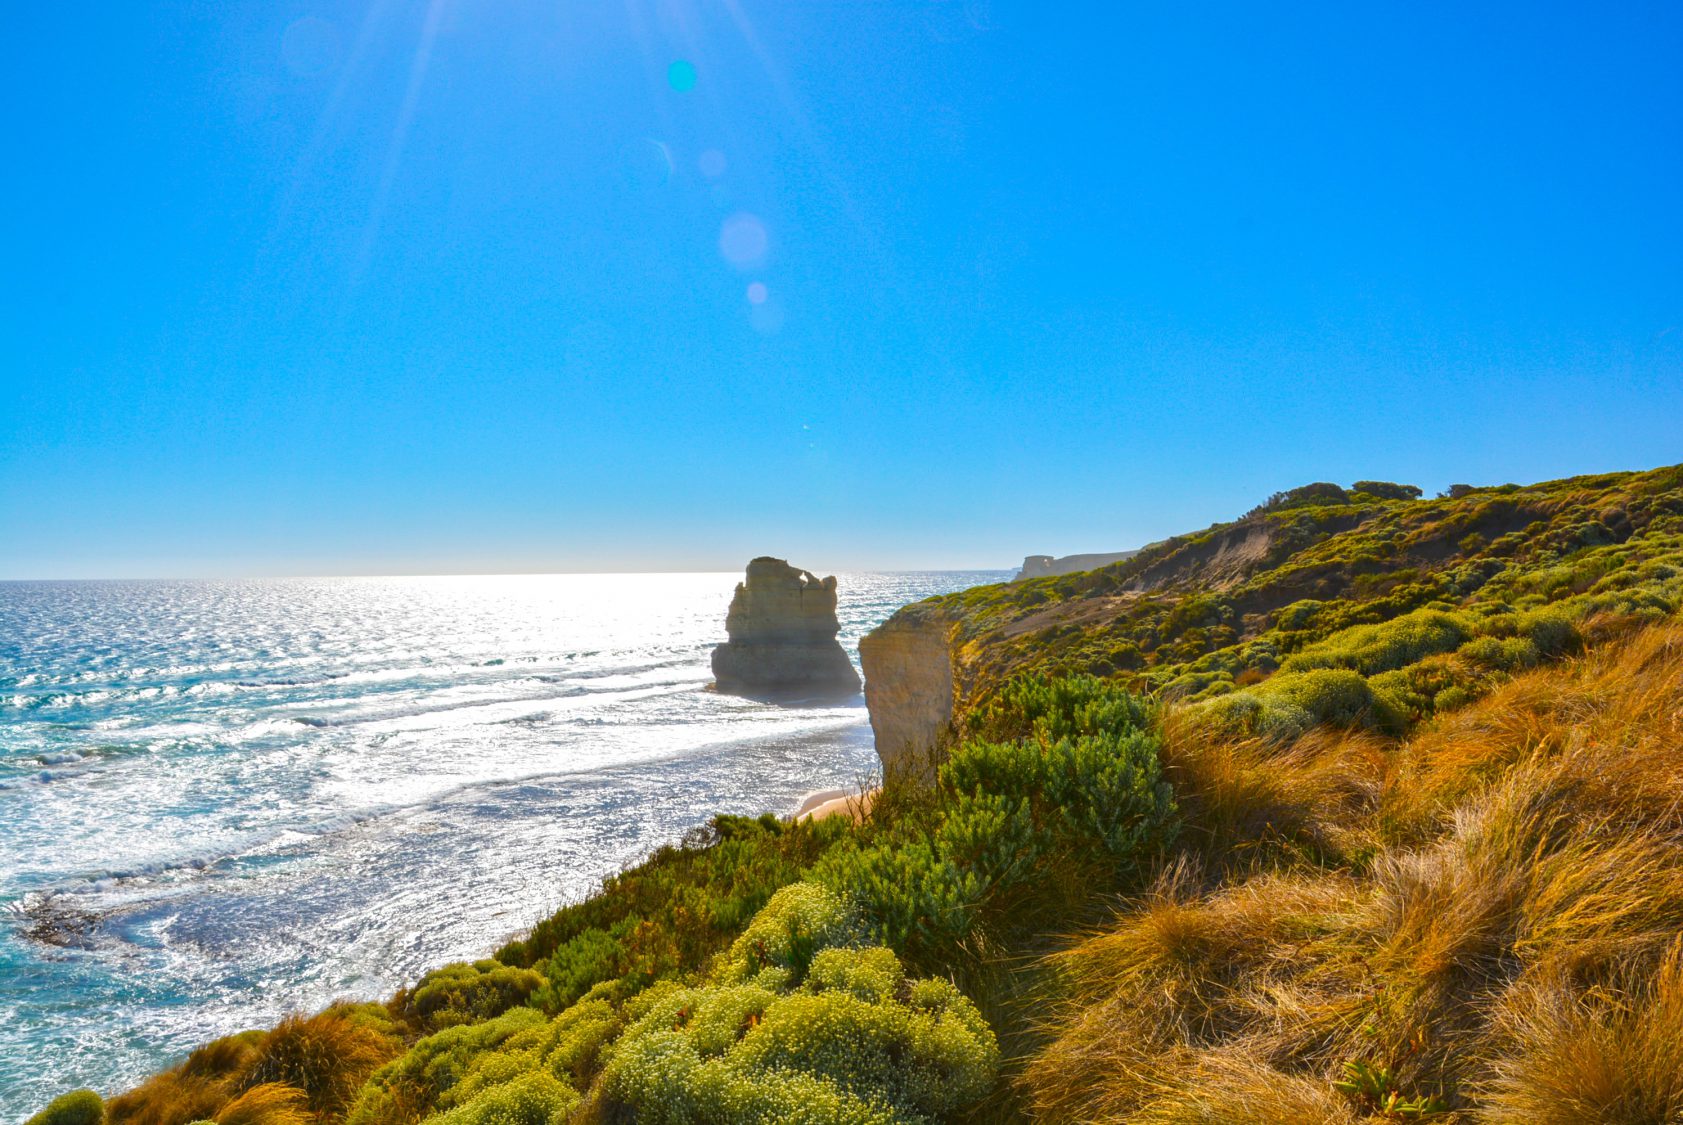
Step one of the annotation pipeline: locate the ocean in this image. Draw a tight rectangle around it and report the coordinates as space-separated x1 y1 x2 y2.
0 571 1003 1116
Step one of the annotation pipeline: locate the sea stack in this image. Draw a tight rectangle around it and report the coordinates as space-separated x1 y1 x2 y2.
712 557 862 699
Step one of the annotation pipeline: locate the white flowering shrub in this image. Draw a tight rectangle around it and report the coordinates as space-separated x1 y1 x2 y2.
600 930 998 1124
425 1072 575 1125
716 881 864 984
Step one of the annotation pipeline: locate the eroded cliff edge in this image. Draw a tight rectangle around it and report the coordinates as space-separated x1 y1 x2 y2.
857 606 959 772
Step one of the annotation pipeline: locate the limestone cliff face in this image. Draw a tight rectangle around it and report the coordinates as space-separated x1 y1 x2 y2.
711 558 861 699
1015 550 1139 581
858 609 958 773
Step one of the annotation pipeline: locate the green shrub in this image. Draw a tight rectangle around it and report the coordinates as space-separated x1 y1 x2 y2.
716 882 865 985
405 961 544 1031
815 838 982 960
1351 480 1423 501
27 1091 104 1125
1246 482 1351 517
1281 609 1471 676
599 942 998 1124
425 1073 576 1125
819 677 1175 964
964 672 1152 744
498 812 849 1002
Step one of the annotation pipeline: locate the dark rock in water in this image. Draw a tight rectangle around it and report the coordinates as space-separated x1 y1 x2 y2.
712 557 862 699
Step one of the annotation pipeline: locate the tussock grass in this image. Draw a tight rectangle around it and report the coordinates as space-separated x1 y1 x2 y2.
1025 618 1683 1122
106 1011 399 1125
1158 713 1386 865
243 1010 401 1118
1481 943 1683 1123
106 1072 232 1125
213 1084 312 1125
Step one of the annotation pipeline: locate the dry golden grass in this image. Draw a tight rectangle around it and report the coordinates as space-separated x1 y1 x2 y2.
180 1033 265 1079
1481 943 1683 1124
105 1073 232 1125
1131 1051 1363 1125
214 1085 312 1125
1025 618 1683 1123
241 1011 401 1119
1158 712 1388 865
107 1010 399 1125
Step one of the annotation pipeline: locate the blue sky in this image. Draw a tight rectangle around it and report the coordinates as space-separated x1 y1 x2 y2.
3 1 1680 578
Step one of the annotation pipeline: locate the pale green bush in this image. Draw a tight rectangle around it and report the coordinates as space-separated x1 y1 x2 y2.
351 992 619 1125
717 882 865 984
1460 635 1540 672
406 960 544 1030
348 1008 548 1125
1197 667 1384 740
1281 609 1470 676
26 1091 103 1125
599 942 998 1124
424 1072 575 1125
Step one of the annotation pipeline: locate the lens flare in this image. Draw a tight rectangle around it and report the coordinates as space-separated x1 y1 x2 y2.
719 213 769 268
746 282 768 305
620 138 674 188
667 60 698 92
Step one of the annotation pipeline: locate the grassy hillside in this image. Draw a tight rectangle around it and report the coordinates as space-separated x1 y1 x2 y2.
29 463 1683 1125
916 464 1682 731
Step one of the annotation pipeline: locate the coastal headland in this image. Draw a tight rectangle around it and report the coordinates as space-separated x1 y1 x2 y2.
25 462 1683 1125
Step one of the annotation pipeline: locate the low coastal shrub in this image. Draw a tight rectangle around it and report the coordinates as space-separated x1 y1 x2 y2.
26 1090 104 1125
1194 667 1383 741
402 961 545 1031
817 675 1175 967
715 881 865 984
346 1008 549 1125
425 1072 577 1125
598 940 997 1124
1280 608 1471 676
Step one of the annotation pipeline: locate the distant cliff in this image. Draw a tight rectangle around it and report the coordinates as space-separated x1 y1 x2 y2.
1014 550 1139 581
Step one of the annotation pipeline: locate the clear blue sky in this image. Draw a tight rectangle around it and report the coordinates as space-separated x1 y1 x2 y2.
4 2 1680 578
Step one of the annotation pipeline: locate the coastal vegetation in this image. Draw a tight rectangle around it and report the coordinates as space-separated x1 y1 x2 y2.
33 463 1683 1123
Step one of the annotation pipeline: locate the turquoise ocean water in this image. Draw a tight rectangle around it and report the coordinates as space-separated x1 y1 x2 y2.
0 572 1002 1117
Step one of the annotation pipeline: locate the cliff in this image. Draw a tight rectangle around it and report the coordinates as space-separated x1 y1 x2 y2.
1014 550 1138 581
711 557 861 698
857 608 957 773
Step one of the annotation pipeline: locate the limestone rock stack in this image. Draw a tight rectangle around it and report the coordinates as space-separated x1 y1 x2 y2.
712 558 862 699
